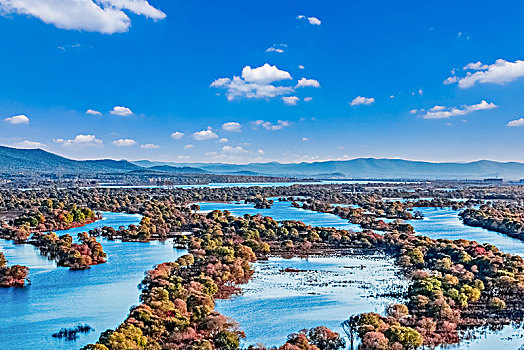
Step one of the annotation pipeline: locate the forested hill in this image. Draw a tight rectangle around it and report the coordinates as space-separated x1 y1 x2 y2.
0 146 143 174
2 146 524 180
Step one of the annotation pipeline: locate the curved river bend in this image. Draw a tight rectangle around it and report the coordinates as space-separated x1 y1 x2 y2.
0 212 185 350
3 203 524 349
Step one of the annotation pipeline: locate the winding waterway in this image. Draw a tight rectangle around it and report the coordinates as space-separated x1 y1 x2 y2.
0 212 184 350
3 201 524 349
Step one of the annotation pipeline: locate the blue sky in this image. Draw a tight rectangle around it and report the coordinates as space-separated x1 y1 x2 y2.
1 0 524 163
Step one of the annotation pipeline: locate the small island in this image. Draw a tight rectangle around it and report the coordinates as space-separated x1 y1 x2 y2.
0 252 29 287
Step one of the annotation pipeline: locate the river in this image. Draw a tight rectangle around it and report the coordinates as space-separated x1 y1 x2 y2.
3 202 524 349
0 212 185 350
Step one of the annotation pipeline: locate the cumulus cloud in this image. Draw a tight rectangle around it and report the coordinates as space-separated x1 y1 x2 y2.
192 127 218 140
443 76 458 85
295 78 320 88
302 137 309 141
464 61 489 70
252 120 290 130
298 65 305 69
211 76 294 100
222 121 242 132
184 144 194 149
170 131 184 139
0 0 166 34
3 114 29 124
422 100 497 119
241 63 292 84
211 64 294 101
222 145 247 154
304 97 313 102
110 106 133 116
218 138 228 143
86 109 102 115
350 96 375 106
140 143 160 149
282 96 299 105
446 59 524 88
112 138 137 147
507 118 524 127
297 15 321 25
12 140 46 149
55 134 103 147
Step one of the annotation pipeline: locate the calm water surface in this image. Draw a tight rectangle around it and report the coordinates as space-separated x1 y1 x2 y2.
216 255 406 347
200 201 524 349
3 201 524 349
0 212 184 350
197 200 362 231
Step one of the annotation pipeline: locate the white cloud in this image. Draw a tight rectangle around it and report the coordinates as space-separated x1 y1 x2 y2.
55 134 103 147
308 17 321 25
350 96 375 106
304 97 313 102
297 15 321 25
171 131 184 139
112 138 137 147
241 63 292 84
252 120 290 130
302 137 309 141
218 138 228 143
422 100 497 119
0 0 166 34
464 61 488 70
507 118 524 127
222 121 242 132
447 59 524 88
298 65 305 69
192 127 218 140
140 143 160 149
211 66 294 100
443 76 458 85
110 106 133 116
86 109 102 115
282 96 299 105
266 44 286 53
296 78 320 88
222 145 247 154
266 47 284 53
12 140 46 149
3 114 29 124
257 149 265 154
184 144 194 149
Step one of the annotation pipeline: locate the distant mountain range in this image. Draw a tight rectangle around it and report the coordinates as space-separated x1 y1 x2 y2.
2 146 524 180
132 159 524 180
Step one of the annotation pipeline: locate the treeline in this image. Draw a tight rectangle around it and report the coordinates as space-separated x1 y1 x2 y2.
460 203 524 240
0 252 28 287
1 202 99 242
32 232 106 270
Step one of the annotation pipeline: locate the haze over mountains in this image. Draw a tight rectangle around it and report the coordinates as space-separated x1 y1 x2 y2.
2 146 524 180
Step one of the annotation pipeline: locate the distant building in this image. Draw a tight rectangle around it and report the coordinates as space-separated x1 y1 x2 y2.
483 178 503 183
